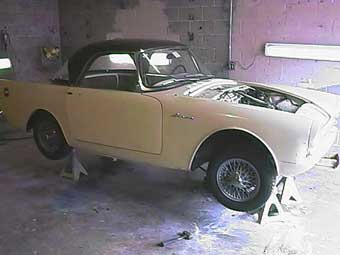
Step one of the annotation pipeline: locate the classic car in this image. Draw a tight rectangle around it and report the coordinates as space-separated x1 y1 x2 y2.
0 39 339 212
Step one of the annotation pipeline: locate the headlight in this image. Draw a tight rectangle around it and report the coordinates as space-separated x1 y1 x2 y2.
308 121 322 152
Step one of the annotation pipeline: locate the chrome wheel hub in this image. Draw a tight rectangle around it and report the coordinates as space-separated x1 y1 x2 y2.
217 158 260 202
38 123 61 153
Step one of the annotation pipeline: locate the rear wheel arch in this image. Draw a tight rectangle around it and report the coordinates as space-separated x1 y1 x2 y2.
26 109 71 143
27 109 63 132
190 129 278 176
28 109 71 160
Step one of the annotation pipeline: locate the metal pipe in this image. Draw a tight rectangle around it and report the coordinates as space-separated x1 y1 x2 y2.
228 0 234 65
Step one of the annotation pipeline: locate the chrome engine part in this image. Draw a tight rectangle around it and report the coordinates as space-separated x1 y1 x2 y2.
191 84 305 113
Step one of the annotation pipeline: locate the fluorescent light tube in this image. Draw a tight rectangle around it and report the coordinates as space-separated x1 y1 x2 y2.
0 58 12 69
265 43 340 62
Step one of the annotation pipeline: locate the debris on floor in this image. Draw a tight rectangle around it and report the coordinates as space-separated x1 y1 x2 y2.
157 231 192 247
0 137 340 254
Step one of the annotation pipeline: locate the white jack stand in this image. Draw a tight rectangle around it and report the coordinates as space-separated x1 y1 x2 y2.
61 149 88 181
277 176 303 205
257 187 285 224
257 176 302 224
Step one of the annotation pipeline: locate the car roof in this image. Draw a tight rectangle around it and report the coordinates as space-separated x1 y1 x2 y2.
68 38 185 83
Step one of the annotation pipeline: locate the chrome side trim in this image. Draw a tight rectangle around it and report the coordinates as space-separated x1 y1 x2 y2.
171 112 194 120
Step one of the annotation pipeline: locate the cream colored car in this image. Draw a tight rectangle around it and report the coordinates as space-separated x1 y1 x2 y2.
0 39 339 212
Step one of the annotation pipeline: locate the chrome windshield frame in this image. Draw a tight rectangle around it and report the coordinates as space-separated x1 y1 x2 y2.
136 46 207 92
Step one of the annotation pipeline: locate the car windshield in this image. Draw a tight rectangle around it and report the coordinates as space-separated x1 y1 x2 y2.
139 48 212 89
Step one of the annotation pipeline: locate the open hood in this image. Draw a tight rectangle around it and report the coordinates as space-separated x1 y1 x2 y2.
182 79 340 118
244 81 340 118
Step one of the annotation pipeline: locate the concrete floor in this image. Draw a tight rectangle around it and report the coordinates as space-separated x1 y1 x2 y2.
1 127 340 254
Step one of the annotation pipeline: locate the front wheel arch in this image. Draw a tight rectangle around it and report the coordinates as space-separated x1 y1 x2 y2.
190 129 278 176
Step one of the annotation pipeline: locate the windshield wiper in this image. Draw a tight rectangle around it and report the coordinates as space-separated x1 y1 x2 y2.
183 73 214 79
154 74 214 88
155 78 197 88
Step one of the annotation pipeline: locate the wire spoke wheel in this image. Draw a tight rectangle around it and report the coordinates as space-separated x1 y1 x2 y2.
216 158 261 202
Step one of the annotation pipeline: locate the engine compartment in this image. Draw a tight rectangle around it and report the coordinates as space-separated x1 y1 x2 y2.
189 84 306 113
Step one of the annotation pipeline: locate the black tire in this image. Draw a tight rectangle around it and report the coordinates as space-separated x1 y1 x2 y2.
33 114 71 160
207 146 276 212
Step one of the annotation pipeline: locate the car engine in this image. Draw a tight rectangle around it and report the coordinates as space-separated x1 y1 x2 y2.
189 84 306 113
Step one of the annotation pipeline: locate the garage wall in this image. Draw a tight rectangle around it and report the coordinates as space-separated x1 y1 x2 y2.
230 0 340 88
0 0 61 82
58 0 230 76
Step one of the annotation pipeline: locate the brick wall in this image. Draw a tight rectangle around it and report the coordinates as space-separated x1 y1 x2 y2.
164 0 230 75
59 0 230 76
230 0 340 88
0 0 61 82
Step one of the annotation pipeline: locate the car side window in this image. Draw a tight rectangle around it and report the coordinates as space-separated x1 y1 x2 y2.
79 53 139 92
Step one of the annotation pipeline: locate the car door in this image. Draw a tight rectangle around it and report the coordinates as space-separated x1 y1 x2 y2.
66 53 162 154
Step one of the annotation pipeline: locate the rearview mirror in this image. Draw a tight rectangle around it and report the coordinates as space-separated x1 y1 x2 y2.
166 53 176 60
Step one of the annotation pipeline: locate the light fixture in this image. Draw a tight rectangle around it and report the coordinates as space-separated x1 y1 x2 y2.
0 58 11 70
265 43 340 62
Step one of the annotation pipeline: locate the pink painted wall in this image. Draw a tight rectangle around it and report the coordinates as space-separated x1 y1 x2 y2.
229 0 340 87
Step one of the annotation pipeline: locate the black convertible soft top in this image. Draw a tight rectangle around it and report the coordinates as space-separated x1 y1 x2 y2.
68 39 185 83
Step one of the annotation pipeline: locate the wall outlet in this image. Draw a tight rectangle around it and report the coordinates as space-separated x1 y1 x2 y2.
227 61 235 70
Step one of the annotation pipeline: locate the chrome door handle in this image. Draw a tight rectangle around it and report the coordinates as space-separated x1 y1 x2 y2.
171 113 194 120
171 113 181 118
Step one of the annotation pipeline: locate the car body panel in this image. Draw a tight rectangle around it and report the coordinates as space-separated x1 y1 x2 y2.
66 87 163 154
0 79 337 176
0 80 73 144
0 39 339 177
1 76 338 177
